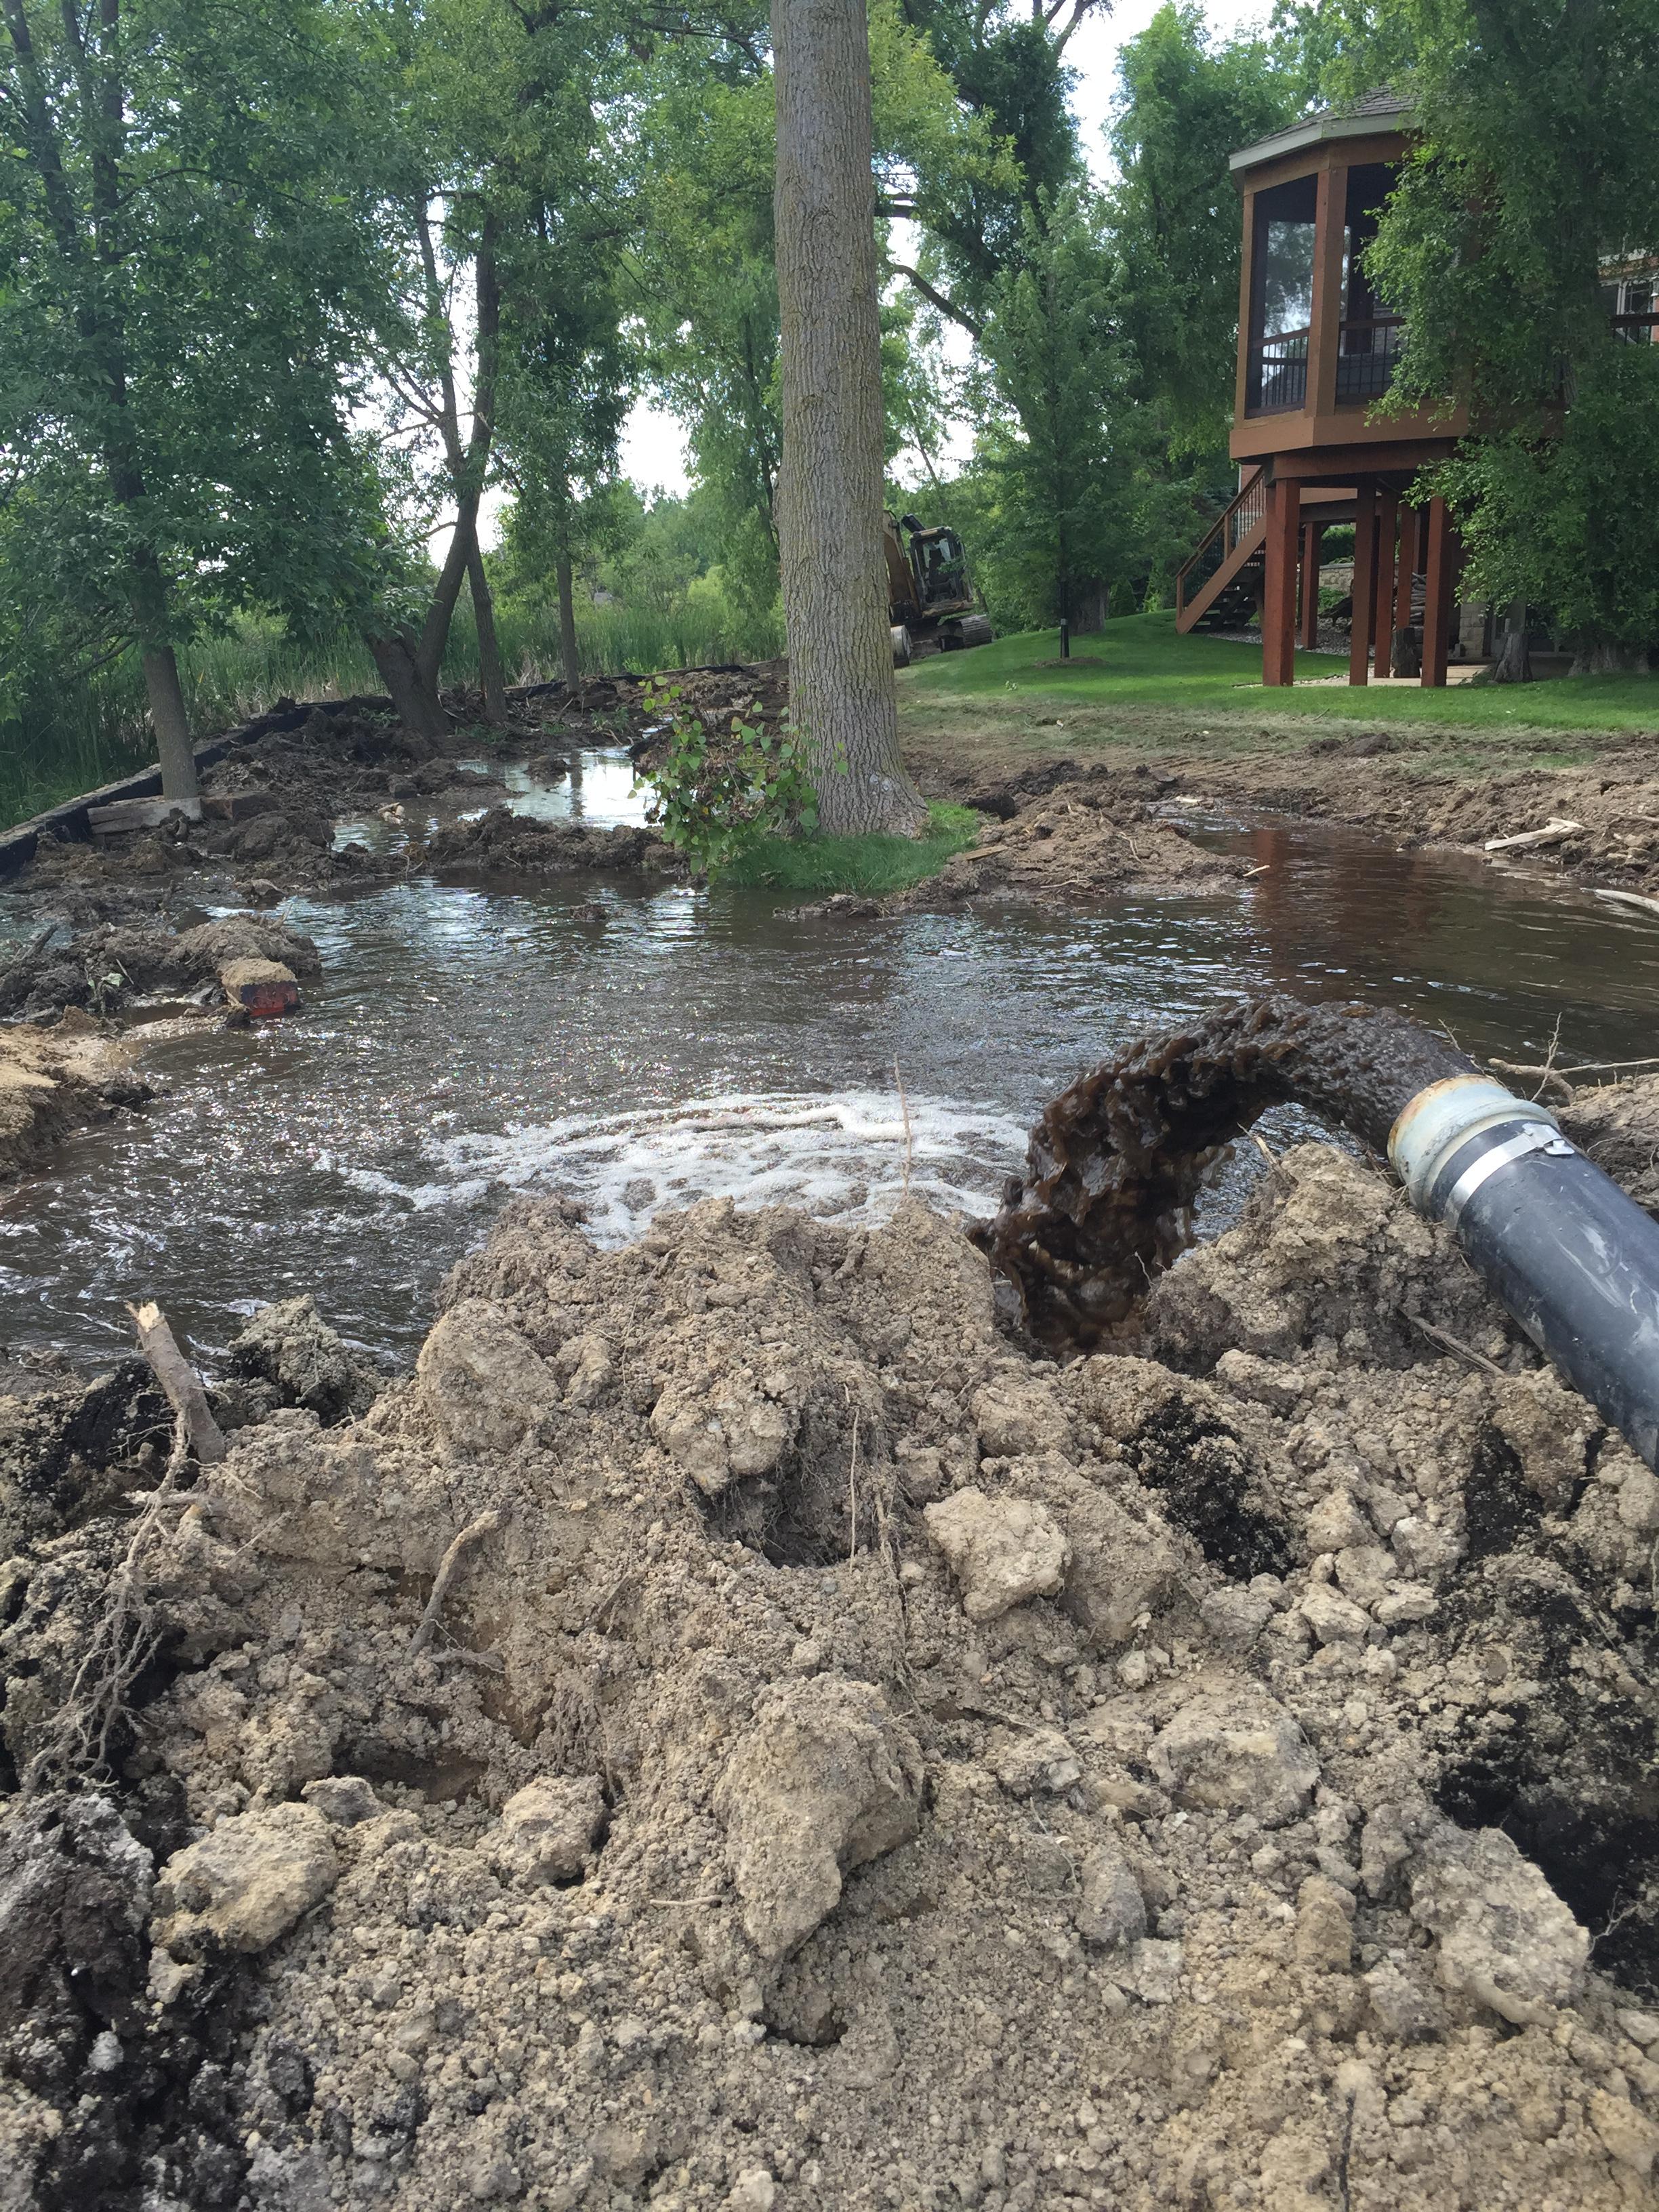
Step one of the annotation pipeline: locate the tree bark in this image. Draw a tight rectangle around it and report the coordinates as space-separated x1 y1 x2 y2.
1570 637 1650 676
366 632 450 743
140 646 197 800
1492 599 1532 684
5 0 199 800
468 541 509 723
772 0 925 836
129 1300 226 1465
556 551 581 691
413 218 501 697
413 200 506 725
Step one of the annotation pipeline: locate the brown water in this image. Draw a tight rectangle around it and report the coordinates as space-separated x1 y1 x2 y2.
3 762 1658 1372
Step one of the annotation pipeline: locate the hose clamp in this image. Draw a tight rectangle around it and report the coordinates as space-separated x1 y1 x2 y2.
1389 1075 1559 1212
1441 1124 1578 1230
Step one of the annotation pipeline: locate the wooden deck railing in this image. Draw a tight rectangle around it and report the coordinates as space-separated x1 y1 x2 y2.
1247 328 1309 413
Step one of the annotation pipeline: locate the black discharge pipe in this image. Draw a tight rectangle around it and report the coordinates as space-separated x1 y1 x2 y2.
975 995 1659 1471
1390 1074 1659 1471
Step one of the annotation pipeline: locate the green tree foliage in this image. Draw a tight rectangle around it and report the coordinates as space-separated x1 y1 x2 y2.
1364 0 1659 664
1439 356 1659 668
362 0 638 720
0 0 394 789
886 0 1095 328
630 60 783 622
975 193 1140 632
1107 5 1300 455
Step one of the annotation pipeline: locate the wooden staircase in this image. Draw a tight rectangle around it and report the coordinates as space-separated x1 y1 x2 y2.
1174 468 1267 634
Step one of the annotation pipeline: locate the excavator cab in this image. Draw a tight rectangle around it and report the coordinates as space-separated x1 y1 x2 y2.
884 511 994 665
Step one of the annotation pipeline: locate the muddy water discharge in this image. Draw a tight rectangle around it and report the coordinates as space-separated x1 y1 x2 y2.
977 996 1475 1351
3 766 1658 1368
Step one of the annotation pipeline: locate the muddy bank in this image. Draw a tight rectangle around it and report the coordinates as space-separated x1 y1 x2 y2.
0 912 321 1166
0 1013 151 1179
920 736 1659 909
1187 748 1659 907
4 664 787 916
5 1070 1659 2207
417 811 680 880
0 914 321 1023
796 761 1250 922
915 766 1247 909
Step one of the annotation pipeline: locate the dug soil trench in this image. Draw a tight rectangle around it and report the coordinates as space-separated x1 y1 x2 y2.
5 1046 1659 2210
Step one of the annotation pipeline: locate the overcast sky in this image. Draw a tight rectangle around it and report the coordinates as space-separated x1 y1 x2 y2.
615 0 1271 499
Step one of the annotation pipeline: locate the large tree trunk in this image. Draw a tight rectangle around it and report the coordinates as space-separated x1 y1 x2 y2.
126 546 198 802
556 552 581 691
140 644 197 802
366 632 449 744
1492 599 1533 684
468 541 509 724
772 0 925 837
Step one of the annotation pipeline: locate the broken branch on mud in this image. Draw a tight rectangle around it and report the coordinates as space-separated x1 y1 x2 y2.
128 1300 226 1465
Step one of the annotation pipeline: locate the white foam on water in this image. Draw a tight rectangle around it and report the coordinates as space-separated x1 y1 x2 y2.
360 1090 1033 1244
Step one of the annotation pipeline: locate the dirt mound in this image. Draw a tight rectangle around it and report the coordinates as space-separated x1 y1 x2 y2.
0 915 321 1021
4 1114 1659 2207
419 808 680 878
0 1012 150 1178
906 762 1248 914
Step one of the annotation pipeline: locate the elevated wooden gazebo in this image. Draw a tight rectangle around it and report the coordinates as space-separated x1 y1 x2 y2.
1176 93 1467 687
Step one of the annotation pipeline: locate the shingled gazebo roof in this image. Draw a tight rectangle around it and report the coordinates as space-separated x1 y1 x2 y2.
1230 87 1414 176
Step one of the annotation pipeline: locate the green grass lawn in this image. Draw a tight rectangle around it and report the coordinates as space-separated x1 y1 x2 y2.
903 612 1659 737
724 803 979 896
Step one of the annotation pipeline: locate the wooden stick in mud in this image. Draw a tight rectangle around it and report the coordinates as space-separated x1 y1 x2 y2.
5 922 55 975
409 1511 503 1655
128 1301 227 1465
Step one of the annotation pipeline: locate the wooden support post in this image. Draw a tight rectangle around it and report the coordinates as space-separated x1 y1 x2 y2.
1421 496 1453 687
1349 483 1378 686
1262 476 1300 687
1299 521 1324 649
1307 165 1347 419
1373 488 1399 678
1235 192 1258 428
1394 505 1419 637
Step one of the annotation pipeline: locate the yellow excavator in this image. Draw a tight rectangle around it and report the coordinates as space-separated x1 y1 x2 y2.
884 512 994 666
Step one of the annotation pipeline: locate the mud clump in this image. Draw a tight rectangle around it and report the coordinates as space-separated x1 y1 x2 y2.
0 913 321 1021
975 995 1473 1351
417 809 679 880
796 760 1251 921
222 1296 382 1430
0 1356 171 1558
0 1011 151 1178
913 765 1250 909
4 1117 1659 2207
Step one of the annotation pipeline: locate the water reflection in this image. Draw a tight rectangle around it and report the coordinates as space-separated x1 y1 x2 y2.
1197 814 1659 1063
